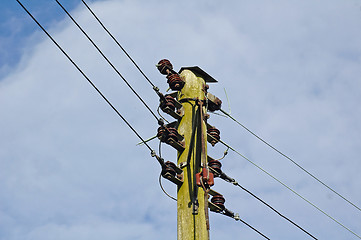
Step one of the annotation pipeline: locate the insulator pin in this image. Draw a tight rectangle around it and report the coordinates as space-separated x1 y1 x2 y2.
157 59 173 75
157 126 179 143
208 159 222 175
167 73 185 91
160 95 177 112
162 161 177 177
211 194 226 212
156 59 185 91
207 126 220 146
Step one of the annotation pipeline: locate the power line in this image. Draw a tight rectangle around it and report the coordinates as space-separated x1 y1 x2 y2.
220 212 271 240
80 0 159 92
220 108 361 213
215 137 361 239
215 169 318 239
55 0 161 123
16 0 164 165
234 182 318 239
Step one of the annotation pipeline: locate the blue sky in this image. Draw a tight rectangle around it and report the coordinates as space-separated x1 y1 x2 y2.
1 0 361 239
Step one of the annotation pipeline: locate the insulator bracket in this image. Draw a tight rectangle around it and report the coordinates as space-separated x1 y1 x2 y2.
159 94 184 120
207 92 222 112
157 123 185 152
161 161 183 186
206 124 221 146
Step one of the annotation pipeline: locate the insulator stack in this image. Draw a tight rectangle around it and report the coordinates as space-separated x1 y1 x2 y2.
208 159 222 175
157 59 185 91
157 126 167 142
211 194 226 212
207 126 220 146
167 127 179 142
162 161 178 177
160 95 177 112
167 73 184 91
157 59 173 75
157 126 179 143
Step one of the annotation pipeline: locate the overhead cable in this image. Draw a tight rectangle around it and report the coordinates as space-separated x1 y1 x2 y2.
215 137 361 239
219 211 271 240
55 0 161 123
220 108 361 213
16 0 164 167
214 169 318 239
81 0 159 92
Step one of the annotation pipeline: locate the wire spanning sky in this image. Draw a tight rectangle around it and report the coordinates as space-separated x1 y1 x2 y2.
1 0 361 239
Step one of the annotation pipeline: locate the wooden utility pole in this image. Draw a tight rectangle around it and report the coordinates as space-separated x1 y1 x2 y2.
177 68 209 240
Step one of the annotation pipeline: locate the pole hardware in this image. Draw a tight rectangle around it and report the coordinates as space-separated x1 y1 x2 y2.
207 125 221 146
161 161 184 186
159 94 184 120
157 59 185 91
157 124 185 152
196 167 214 189
206 92 222 112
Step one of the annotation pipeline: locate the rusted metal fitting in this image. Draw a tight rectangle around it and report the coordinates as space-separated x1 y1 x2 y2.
157 59 173 75
166 73 185 91
160 95 177 112
211 194 226 212
162 161 178 177
167 127 179 142
207 126 221 146
208 159 222 175
196 168 214 188
157 126 167 142
161 161 183 186
157 125 185 152
207 93 222 112
157 126 179 143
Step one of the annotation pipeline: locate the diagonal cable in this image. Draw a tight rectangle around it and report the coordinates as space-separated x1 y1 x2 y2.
215 136 361 239
216 169 318 239
235 182 318 239
219 109 361 213
81 0 158 91
16 0 165 165
220 212 271 240
55 0 160 122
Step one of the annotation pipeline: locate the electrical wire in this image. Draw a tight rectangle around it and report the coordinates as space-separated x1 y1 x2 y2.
80 0 159 92
55 0 161 123
220 108 361 213
215 169 318 239
159 173 177 201
214 135 361 239
158 141 177 201
220 212 271 240
16 0 161 161
234 182 318 239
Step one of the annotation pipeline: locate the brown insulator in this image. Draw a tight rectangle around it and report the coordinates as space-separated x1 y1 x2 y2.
162 161 177 177
207 126 220 146
209 159 222 175
157 59 173 75
157 126 167 142
160 95 177 112
211 194 226 212
167 73 185 91
166 127 179 142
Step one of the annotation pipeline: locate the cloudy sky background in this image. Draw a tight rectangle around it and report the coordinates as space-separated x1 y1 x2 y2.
1 0 361 239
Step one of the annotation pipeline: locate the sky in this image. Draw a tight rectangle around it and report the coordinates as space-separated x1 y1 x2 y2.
1 0 361 239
